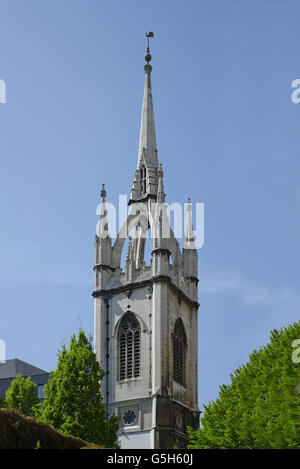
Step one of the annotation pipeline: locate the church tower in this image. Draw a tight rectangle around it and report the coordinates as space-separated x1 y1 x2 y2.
93 35 200 449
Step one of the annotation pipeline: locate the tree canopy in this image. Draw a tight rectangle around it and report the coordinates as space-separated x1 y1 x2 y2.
4 374 40 417
38 329 119 448
188 321 300 449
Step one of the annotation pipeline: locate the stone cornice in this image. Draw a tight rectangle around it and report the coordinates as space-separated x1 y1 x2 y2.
93 264 116 272
92 274 199 310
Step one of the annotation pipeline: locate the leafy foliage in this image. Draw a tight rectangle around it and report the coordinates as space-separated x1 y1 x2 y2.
188 321 300 449
38 329 119 448
4 374 40 417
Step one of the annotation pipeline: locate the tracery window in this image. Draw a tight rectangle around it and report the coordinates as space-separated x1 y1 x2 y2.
119 313 140 380
173 318 187 386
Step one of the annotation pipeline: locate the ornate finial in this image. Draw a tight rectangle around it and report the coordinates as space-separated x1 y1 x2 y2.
185 198 195 246
126 236 133 263
100 183 106 201
145 32 154 64
158 162 164 178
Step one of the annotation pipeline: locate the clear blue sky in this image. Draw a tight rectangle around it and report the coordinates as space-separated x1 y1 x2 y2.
1 0 300 410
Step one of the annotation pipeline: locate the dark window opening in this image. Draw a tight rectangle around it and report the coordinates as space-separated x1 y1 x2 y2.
173 319 187 386
119 313 140 380
140 165 147 194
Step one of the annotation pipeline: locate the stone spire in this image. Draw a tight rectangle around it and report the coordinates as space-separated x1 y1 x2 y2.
130 33 158 201
125 236 134 281
183 198 198 293
137 61 158 169
156 164 165 204
94 184 112 281
184 198 196 250
152 164 170 259
97 184 109 238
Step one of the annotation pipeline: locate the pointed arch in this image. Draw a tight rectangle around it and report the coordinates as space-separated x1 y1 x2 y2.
112 203 183 269
112 213 140 268
173 318 187 387
118 312 141 380
113 310 147 338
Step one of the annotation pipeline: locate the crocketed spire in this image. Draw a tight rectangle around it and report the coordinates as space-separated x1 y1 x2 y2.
130 36 159 201
137 62 158 169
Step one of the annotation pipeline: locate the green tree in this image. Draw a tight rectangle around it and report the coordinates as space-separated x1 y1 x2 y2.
38 329 119 448
188 321 300 449
4 374 40 417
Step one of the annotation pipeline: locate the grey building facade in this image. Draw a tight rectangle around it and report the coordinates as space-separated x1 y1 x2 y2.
0 359 49 402
93 44 200 449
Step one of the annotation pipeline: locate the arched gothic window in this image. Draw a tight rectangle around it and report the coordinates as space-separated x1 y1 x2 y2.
173 318 187 386
119 313 140 380
140 165 147 194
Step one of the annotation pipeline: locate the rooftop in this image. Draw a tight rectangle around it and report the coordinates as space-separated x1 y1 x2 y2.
0 359 48 380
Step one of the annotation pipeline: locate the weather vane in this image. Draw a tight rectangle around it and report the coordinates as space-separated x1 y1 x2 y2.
145 32 154 64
